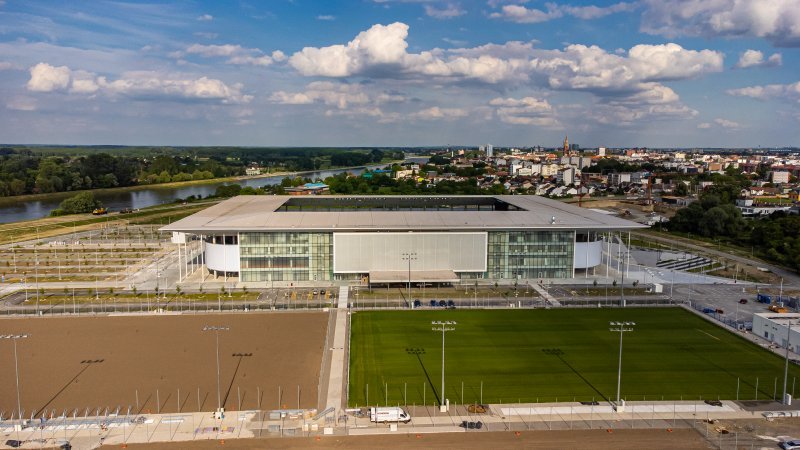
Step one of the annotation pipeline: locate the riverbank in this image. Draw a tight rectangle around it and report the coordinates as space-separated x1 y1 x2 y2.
0 200 218 245
0 160 403 207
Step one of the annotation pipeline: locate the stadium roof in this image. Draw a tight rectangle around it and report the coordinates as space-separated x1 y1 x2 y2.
161 195 646 233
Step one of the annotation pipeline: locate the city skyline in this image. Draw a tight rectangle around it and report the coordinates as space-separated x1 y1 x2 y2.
0 0 798 147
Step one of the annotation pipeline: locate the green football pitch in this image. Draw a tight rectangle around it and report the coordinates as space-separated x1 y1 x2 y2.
348 308 800 407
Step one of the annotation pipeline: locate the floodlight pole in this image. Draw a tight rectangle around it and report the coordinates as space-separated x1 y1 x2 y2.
783 319 793 404
431 321 456 411
402 252 417 304
1 334 29 428
202 326 229 416
609 321 635 411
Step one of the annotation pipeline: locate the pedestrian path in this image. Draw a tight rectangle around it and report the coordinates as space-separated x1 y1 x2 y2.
325 287 350 415
531 283 561 306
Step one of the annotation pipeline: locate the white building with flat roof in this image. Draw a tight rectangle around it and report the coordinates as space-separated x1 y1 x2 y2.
162 195 645 284
753 312 800 353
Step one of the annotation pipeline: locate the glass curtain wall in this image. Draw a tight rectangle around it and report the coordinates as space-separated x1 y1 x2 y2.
239 232 332 282
487 230 574 279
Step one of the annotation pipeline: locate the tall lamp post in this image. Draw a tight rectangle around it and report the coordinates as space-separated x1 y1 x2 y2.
783 318 794 404
609 321 635 411
1 333 29 429
431 321 456 412
202 326 230 418
402 252 417 303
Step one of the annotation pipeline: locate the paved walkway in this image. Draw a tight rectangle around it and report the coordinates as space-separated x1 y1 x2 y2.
1 398 796 449
323 286 350 415
531 283 561 306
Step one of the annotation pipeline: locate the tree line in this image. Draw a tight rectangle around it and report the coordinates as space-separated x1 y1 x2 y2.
0 147 401 197
666 171 800 272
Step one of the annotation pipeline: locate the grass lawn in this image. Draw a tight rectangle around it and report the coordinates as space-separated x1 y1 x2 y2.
348 308 800 407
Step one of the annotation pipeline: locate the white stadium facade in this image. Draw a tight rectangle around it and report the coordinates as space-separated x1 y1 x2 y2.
161 195 645 286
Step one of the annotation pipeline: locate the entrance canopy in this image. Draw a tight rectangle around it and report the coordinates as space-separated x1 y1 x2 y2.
368 270 460 284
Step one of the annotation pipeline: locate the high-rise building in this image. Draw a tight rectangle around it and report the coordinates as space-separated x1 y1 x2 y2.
486 144 494 158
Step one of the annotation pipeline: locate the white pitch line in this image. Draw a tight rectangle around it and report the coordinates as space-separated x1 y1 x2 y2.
697 329 721 341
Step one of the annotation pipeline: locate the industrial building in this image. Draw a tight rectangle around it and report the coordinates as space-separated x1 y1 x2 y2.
162 195 644 285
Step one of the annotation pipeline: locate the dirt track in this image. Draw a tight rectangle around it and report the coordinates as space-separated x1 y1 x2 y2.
0 312 328 416
128 429 711 449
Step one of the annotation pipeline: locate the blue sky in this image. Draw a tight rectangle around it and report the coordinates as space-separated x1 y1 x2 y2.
0 0 798 148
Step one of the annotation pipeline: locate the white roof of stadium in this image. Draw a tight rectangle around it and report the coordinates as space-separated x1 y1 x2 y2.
161 195 646 233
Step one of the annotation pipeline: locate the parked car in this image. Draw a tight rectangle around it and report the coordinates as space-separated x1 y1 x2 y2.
739 299 748 304
430 300 437 307
438 300 447 307
447 299 455 308
780 439 800 450
413 299 421 308
5 441 22 449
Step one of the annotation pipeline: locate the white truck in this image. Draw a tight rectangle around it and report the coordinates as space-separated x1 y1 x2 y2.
369 407 411 423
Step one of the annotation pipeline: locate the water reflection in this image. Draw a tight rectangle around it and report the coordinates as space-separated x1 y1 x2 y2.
0 157 428 224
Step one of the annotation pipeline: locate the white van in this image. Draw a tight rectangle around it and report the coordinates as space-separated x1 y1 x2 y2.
369 407 411 423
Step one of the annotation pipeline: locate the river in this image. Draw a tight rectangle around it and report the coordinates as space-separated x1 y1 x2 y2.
0 158 428 224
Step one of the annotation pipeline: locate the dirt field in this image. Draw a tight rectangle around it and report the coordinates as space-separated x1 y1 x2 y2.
128 429 711 449
0 312 328 416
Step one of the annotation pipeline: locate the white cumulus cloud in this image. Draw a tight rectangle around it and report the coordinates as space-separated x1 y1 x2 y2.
697 122 712 129
489 2 635 23
183 44 285 67
410 106 469 120
26 63 251 104
290 22 412 77
715 118 741 128
270 82 371 109
285 23 720 126
27 62 71 92
489 96 558 126
727 81 800 103
735 49 782 68
197 14 213 21
640 0 800 47
287 23 722 91
424 3 466 19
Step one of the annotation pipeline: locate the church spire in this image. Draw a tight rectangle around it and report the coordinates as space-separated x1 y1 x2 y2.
563 135 569 153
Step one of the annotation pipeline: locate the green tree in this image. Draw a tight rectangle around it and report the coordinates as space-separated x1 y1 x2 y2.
52 192 101 215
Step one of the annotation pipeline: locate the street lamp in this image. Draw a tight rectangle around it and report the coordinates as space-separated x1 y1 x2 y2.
402 252 417 304
431 320 456 411
1 334 29 429
202 326 230 418
609 321 635 411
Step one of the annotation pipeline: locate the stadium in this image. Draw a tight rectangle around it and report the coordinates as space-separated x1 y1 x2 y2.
161 195 645 285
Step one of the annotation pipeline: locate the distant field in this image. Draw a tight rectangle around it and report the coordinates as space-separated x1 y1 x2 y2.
348 308 800 407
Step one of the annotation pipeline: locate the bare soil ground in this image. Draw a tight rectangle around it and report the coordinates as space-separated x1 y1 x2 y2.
0 312 328 416
128 429 711 449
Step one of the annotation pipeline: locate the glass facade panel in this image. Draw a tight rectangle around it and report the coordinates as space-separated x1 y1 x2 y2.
239 232 332 282
238 230 574 282
486 231 573 279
